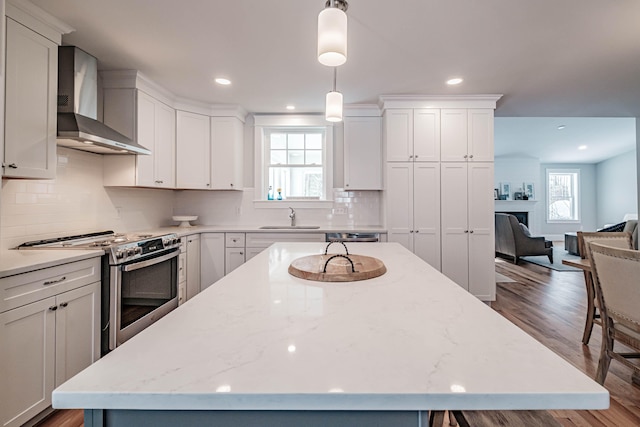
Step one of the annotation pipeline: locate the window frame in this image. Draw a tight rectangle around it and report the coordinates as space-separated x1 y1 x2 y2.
546 168 581 223
254 115 334 208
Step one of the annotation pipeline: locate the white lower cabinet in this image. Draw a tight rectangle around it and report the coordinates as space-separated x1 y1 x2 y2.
200 233 225 291
178 241 187 305
0 259 100 427
386 162 441 269
225 233 245 274
185 234 201 300
441 162 495 300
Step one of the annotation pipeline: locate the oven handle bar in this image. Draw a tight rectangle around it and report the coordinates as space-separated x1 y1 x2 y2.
121 250 179 272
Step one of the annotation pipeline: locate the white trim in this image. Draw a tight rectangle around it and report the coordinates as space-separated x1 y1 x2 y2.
378 94 502 110
254 116 334 202
6 0 74 44
253 200 334 209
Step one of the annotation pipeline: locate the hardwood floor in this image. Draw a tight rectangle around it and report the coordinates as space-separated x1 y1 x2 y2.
36 256 640 427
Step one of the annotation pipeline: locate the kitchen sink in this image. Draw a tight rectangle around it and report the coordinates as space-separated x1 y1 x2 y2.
259 225 321 229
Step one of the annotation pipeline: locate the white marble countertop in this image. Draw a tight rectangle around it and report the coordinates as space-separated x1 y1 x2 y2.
0 249 105 278
52 242 608 411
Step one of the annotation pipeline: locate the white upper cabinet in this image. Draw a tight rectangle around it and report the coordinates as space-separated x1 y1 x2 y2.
103 89 176 188
176 111 211 189
384 109 440 162
210 117 243 190
441 108 493 162
344 116 382 190
3 17 58 179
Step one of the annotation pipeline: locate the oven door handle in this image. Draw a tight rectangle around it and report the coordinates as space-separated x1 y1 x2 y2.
121 250 179 272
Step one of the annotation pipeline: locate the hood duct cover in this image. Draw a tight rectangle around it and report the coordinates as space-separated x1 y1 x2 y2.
56 46 150 155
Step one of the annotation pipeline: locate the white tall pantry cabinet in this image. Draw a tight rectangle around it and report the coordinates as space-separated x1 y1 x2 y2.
382 96 500 301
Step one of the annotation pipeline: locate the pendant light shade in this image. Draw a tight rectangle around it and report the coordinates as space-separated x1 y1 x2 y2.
317 1 348 67
325 90 343 122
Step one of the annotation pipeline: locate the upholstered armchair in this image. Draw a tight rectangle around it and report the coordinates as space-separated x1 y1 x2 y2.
495 213 553 264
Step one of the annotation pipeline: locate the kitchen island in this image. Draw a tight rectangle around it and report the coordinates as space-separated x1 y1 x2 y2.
53 242 608 427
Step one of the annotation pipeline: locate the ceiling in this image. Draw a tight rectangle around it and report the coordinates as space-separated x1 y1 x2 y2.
29 0 640 161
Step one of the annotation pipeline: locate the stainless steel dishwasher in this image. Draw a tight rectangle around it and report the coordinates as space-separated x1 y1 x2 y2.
325 232 380 242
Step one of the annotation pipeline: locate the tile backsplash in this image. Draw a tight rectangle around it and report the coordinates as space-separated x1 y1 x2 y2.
1 148 383 250
1 147 174 250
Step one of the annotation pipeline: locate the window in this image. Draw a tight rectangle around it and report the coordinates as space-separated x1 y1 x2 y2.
547 169 580 222
266 129 324 199
254 115 333 205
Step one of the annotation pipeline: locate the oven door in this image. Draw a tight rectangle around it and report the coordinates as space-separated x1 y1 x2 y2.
110 248 179 350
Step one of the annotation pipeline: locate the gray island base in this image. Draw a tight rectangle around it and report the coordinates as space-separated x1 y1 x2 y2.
85 409 429 427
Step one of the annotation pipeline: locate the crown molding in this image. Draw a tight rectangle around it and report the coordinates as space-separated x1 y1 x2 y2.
379 94 503 110
7 0 74 44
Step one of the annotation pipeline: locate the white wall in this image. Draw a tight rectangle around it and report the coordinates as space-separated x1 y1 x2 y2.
595 150 637 226
0 147 174 249
494 156 541 233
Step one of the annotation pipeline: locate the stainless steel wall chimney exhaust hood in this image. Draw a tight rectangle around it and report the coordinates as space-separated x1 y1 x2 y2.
57 46 150 155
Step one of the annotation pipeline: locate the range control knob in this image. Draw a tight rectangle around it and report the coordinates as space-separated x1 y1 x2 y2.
135 247 143 255
126 248 136 257
115 250 125 259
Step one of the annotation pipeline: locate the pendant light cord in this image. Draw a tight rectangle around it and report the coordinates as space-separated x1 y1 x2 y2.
333 67 337 92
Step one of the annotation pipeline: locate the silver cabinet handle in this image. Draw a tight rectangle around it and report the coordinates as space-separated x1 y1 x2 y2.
43 276 66 286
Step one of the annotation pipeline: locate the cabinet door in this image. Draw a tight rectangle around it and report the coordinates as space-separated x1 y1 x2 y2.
440 109 468 162
467 163 495 300
154 101 177 187
135 91 156 187
3 18 57 179
385 163 414 251
0 297 56 427
186 234 201 299
468 109 494 162
440 163 469 290
55 282 100 387
200 233 224 291
413 163 441 269
178 252 186 306
384 109 413 162
344 116 382 190
413 109 440 162
225 248 245 275
245 247 265 262
211 117 243 190
176 111 211 189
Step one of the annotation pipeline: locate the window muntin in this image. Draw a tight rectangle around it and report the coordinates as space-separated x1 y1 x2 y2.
547 169 580 222
266 129 325 199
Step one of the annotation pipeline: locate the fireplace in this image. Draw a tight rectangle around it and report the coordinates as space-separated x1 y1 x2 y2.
497 211 528 227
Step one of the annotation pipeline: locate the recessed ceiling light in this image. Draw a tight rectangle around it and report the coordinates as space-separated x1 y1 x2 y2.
446 78 463 85
578 145 587 150
214 77 231 85
286 105 296 110
557 125 566 130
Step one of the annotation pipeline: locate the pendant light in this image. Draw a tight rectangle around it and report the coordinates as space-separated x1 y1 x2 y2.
326 68 343 122
317 0 348 67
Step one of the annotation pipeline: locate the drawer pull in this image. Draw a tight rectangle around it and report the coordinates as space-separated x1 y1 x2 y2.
49 305 58 311
43 276 66 286
59 302 68 308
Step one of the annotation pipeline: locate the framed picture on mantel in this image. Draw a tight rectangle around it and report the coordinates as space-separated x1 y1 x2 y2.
499 182 511 200
524 182 535 200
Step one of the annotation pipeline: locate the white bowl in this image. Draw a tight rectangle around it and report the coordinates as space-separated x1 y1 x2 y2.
172 215 198 227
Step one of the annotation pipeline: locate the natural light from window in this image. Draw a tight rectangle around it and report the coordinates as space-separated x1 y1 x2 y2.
547 169 580 222
266 130 324 199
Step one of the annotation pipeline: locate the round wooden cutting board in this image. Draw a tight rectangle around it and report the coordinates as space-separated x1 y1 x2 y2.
288 253 387 282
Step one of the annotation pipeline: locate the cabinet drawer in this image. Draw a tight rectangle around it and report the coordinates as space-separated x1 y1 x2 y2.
245 233 325 249
225 233 245 248
0 257 101 313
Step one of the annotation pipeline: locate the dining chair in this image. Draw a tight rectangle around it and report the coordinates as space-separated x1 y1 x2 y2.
576 232 632 345
588 242 640 385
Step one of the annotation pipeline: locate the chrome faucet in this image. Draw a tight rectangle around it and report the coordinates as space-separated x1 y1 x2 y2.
288 207 296 227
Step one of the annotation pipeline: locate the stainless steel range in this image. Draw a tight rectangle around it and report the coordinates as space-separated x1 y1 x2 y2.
19 230 180 355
